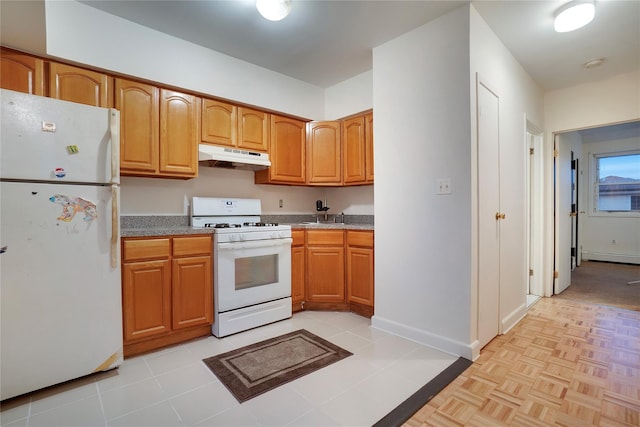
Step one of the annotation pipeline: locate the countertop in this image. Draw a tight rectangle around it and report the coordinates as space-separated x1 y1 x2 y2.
121 222 374 237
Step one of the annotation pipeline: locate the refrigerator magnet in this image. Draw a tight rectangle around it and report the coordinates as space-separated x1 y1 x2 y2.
66 145 79 154
54 168 66 178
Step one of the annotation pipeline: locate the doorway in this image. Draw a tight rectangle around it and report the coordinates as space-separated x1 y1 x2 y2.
526 126 543 306
552 120 640 298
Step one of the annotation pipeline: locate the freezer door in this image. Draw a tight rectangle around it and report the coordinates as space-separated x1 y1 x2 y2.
0 89 117 184
0 181 123 400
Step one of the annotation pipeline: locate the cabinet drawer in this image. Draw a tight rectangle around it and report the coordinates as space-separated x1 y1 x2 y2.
173 235 212 257
291 230 305 246
306 230 344 246
123 238 170 262
347 230 373 247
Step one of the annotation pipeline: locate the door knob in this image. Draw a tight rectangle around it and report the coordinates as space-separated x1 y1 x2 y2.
495 212 506 220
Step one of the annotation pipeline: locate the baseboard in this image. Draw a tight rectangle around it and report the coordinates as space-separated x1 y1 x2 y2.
370 315 472 359
501 303 528 335
582 252 640 265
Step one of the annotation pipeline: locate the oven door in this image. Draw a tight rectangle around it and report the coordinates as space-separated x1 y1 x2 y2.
215 237 292 312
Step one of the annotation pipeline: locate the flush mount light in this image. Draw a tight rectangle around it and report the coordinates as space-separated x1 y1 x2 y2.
583 57 605 69
554 1 595 32
256 0 291 21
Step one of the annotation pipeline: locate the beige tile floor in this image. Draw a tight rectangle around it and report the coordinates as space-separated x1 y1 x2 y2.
0 310 458 427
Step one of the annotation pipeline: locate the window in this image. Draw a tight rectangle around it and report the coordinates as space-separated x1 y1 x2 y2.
594 152 640 213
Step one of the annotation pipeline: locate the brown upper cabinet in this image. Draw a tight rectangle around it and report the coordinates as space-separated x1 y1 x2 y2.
201 100 269 153
0 48 44 96
49 62 112 107
238 107 269 152
365 112 374 183
116 78 199 178
342 111 373 185
116 79 160 175
201 98 237 147
306 121 342 185
342 115 366 184
255 114 306 184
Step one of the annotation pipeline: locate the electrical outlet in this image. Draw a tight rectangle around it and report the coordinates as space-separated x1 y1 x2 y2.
279 199 283 208
437 178 452 195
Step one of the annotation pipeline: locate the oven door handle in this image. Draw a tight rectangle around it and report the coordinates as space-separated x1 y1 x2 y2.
218 238 293 251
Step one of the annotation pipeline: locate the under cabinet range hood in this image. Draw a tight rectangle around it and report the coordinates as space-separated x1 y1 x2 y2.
198 144 271 171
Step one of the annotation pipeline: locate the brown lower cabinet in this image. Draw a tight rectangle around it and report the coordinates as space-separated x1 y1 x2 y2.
121 235 212 357
296 229 374 316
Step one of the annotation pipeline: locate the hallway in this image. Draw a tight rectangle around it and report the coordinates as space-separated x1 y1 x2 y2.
405 296 640 426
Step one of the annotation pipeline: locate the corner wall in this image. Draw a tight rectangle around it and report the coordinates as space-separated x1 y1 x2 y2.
371 5 473 358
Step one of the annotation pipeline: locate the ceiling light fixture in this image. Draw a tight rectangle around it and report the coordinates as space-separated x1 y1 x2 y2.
583 57 605 69
554 1 595 32
256 0 291 21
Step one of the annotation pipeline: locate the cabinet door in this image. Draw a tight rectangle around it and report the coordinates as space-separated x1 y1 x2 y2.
115 78 160 175
201 98 236 147
122 260 172 342
306 121 341 185
291 230 306 307
306 246 345 302
49 62 112 107
257 115 306 184
238 107 269 152
172 256 213 330
347 245 374 307
342 116 366 184
160 89 200 177
365 112 374 183
0 49 44 95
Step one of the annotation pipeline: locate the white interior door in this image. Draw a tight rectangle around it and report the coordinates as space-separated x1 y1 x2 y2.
477 80 501 349
527 130 544 297
555 134 572 294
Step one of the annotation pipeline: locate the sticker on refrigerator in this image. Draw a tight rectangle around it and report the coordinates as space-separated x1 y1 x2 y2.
49 194 97 222
54 168 66 178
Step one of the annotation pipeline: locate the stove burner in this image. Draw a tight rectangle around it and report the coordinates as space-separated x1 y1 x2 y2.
243 222 279 227
204 223 241 228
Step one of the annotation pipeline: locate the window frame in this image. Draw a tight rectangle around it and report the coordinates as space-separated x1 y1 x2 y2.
589 149 640 218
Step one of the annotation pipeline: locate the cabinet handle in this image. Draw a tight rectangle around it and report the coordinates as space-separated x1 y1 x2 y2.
495 212 506 220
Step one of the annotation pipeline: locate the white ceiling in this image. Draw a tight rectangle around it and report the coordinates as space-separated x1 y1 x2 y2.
79 0 639 91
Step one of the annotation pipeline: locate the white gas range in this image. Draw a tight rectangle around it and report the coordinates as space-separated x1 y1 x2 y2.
191 197 292 337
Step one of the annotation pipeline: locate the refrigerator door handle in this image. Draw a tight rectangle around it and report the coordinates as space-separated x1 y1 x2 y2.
111 184 119 269
109 109 120 185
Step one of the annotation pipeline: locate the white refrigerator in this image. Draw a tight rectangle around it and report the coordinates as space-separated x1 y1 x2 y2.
0 89 123 400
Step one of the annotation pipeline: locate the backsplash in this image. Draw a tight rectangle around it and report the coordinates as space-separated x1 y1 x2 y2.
121 215 374 229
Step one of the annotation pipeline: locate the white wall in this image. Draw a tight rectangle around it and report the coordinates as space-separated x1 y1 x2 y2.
580 135 640 264
42 1 324 120
324 71 373 120
469 7 544 346
121 167 373 216
372 5 473 357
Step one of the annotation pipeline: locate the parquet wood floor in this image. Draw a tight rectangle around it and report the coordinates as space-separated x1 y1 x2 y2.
404 297 640 427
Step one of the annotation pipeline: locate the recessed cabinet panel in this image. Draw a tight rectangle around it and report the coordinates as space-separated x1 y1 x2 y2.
306 121 341 185
343 116 366 184
0 48 44 95
160 90 200 176
256 115 306 184
238 107 269 152
49 62 112 107
201 99 236 147
122 259 172 342
116 79 160 174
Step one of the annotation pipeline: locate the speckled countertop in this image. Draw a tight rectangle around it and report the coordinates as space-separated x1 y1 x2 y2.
120 215 374 237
